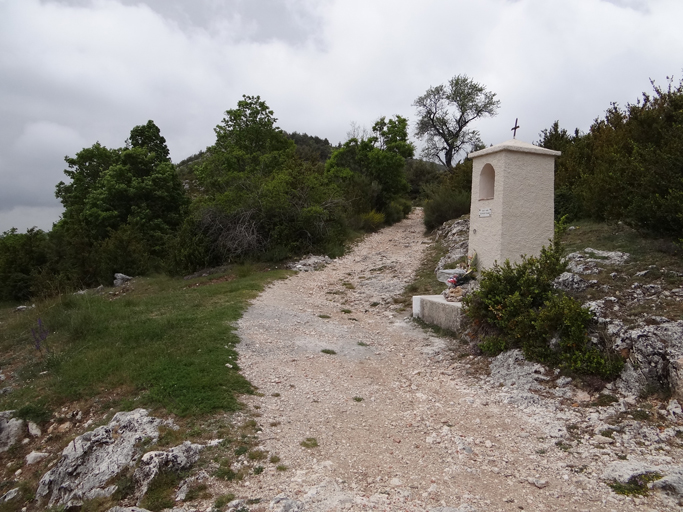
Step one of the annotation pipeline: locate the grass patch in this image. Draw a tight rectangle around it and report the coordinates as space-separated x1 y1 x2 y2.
139 470 184 511
600 428 617 438
397 239 448 307
352 396 363 402
591 394 619 407
247 449 267 461
184 483 211 502
318 314 331 319
555 440 572 451
253 466 264 475
342 282 355 289
271 393 280 397
300 437 318 448
562 220 681 265
0 269 289 418
214 494 236 509
269 455 281 463
609 472 662 496
341 309 352 314
321 349 337 355
357 341 368 347
276 464 288 471
632 409 652 421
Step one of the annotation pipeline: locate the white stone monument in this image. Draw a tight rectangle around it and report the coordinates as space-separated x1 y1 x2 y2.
467 139 560 270
413 132 561 332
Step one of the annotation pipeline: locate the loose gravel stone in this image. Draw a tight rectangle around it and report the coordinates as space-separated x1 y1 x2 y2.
233 209 681 511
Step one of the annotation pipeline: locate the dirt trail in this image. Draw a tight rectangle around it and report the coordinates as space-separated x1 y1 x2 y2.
235 210 646 511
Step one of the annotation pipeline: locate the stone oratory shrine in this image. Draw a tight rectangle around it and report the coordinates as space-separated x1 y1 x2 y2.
413 134 561 331
468 138 560 270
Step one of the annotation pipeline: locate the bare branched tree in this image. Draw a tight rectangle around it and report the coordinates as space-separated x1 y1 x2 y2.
197 208 266 261
413 74 500 169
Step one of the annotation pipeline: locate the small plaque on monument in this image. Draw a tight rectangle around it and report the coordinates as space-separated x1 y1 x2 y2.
478 208 491 218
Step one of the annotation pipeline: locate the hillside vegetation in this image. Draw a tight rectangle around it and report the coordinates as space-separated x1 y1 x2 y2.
0 97 418 302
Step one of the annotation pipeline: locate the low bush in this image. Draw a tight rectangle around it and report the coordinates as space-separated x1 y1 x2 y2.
422 186 470 231
464 225 623 378
359 210 385 232
383 199 412 225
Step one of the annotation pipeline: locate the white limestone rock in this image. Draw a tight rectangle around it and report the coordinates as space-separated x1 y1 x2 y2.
434 218 470 271
270 494 305 511
133 441 203 503
287 255 332 272
0 488 19 503
36 409 166 507
653 467 683 498
26 451 50 465
601 461 659 483
614 320 683 399
0 412 24 453
566 247 629 275
113 273 133 287
553 272 588 292
28 421 41 437
107 508 152 512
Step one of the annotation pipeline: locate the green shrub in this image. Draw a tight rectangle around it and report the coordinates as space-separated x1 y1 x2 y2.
422 187 470 231
540 79 683 238
360 210 385 232
139 470 182 511
405 158 443 200
383 199 412 225
15 402 51 425
0 228 50 301
464 228 623 378
479 336 509 356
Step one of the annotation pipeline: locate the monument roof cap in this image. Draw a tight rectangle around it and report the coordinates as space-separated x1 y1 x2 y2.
468 139 561 159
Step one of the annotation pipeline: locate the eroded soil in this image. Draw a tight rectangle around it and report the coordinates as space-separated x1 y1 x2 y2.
233 209 673 511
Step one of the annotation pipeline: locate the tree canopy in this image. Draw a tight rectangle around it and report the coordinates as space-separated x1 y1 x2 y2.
538 77 683 238
413 74 499 169
54 120 188 284
325 116 414 225
172 96 347 270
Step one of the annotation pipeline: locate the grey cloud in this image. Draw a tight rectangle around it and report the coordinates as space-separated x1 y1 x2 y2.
2 0 683 233
601 0 650 11
42 0 321 44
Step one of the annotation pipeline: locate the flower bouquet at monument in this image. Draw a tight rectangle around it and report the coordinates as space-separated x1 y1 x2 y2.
443 255 478 302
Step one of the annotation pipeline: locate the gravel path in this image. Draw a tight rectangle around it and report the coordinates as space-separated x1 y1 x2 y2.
234 209 665 511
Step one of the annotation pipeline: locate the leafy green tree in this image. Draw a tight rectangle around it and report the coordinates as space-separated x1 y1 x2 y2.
538 77 683 236
421 158 473 230
127 120 171 164
175 96 346 271
285 132 335 163
197 95 296 194
404 158 444 200
325 115 414 223
0 228 50 301
54 120 188 284
536 121 588 221
55 143 120 223
413 74 500 169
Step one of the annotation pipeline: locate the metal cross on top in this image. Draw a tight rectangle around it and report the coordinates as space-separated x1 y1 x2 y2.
511 118 520 139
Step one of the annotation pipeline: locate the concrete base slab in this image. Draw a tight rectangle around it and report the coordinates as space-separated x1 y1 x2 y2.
412 295 463 332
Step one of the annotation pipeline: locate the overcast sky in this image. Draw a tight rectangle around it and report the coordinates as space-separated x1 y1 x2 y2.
1 0 681 232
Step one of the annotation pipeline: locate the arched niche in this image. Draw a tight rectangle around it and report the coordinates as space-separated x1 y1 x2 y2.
479 163 495 200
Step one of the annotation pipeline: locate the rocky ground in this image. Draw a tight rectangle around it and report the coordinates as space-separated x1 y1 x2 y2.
227 209 683 512
2 209 682 512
